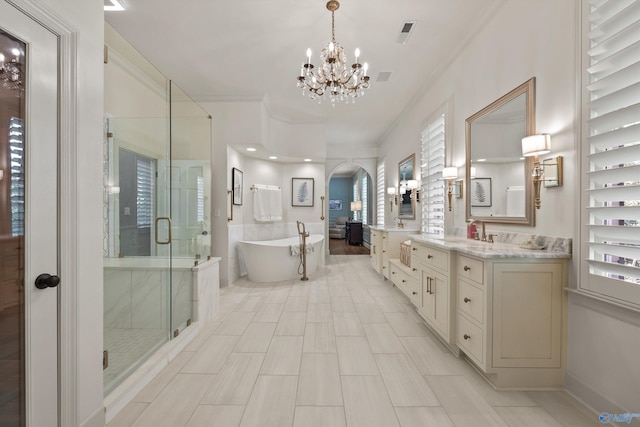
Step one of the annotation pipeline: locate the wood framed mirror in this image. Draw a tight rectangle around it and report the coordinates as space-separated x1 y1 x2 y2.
398 154 416 220
465 78 536 226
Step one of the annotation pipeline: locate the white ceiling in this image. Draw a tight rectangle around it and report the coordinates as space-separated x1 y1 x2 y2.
105 0 500 148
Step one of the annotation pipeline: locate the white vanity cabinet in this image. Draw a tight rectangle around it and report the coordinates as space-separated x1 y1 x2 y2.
411 242 455 347
369 227 419 279
456 253 567 389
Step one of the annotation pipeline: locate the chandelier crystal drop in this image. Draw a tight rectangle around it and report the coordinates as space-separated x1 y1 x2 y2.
0 50 24 97
296 0 370 105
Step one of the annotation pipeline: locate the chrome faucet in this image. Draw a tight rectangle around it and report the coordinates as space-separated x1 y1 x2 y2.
394 216 404 228
468 220 486 242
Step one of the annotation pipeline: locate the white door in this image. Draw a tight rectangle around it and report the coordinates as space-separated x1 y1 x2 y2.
0 2 59 425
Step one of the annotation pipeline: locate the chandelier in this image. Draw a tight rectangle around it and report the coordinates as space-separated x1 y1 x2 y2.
296 0 370 105
0 50 24 96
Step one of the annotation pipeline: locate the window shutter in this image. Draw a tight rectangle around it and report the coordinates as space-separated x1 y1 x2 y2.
362 174 368 225
9 117 24 236
377 159 385 226
583 0 640 304
136 159 154 228
421 112 446 235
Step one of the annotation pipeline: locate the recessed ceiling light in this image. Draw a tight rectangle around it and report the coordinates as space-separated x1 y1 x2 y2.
477 158 487 162
304 158 312 162
246 147 257 152
104 0 125 11
269 156 278 160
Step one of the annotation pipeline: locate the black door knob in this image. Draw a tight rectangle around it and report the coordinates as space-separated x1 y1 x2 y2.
35 274 60 289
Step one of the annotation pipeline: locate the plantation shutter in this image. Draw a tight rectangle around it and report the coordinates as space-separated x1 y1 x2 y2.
582 0 640 304
136 158 154 228
376 159 385 226
421 112 446 234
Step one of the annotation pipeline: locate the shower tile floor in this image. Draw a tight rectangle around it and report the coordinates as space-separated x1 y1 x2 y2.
107 255 602 427
104 328 168 395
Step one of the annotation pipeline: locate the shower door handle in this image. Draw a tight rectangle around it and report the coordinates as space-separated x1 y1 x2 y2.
155 217 172 245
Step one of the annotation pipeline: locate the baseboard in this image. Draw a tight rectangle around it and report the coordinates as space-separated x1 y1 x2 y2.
565 370 628 421
80 406 105 427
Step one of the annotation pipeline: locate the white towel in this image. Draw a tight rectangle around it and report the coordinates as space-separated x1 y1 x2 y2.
289 243 314 257
253 188 283 222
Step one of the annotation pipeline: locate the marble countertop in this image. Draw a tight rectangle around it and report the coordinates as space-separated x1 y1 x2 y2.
409 234 571 259
369 226 421 232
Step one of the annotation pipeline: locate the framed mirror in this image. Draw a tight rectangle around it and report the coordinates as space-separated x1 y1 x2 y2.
398 154 416 220
465 78 535 225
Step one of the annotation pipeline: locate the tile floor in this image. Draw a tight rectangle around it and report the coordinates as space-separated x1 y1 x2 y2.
108 255 602 427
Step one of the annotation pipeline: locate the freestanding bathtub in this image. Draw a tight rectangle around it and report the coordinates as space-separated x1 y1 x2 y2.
240 234 324 282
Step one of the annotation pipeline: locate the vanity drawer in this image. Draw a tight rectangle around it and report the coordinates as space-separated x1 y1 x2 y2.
457 313 484 363
412 244 449 272
457 255 484 285
458 280 484 324
389 261 415 298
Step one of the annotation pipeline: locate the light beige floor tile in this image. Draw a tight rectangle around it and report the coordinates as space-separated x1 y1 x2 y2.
341 375 400 427
526 391 603 427
107 402 148 427
284 296 309 312
185 405 245 427
329 283 351 297
366 285 397 297
294 406 346 427
183 322 222 352
399 336 467 375
133 351 194 402
297 353 343 406
275 312 307 336
253 303 284 322
425 375 508 427
333 312 365 336
394 407 455 427
457 362 537 407
181 335 239 374
384 312 430 337
335 336 379 375
494 407 566 427
308 286 331 303
233 322 276 353
374 353 440 406
349 290 376 304
239 375 298 427
303 322 337 353
331 296 356 313
375 296 410 313
214 312 256 336
363 323 406 353
131 374 214 427
307 303 333 322
200 353 264 405
234 296 264 312
355 303 388 323
264 289 290 303
289 284 311 297
260 336 304 375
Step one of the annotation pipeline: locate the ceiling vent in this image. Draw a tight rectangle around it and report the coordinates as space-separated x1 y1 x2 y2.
376 72 392 82
397 21 417 44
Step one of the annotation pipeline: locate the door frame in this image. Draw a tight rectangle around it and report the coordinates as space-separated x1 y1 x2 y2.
6 0 80 425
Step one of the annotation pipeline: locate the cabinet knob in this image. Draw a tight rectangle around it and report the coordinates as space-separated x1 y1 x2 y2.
412 268 417 272
392 271 395 275
412 291 417 295
463 334 471 340
383 250 386 253
464 265 471 271
402 279 406 283
464 297 471 303
427 254 433 259
412 247 416 251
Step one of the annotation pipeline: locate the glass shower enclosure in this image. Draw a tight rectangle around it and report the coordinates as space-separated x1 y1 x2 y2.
102 81 211 395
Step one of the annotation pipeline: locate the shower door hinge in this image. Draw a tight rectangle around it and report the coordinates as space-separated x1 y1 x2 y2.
186 319 192 327
173 329 179 338
103 350 109 370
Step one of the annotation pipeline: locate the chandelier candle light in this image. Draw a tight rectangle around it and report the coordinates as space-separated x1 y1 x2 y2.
297 0 370 104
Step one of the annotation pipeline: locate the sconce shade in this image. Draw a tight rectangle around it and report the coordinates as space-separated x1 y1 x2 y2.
442 167 457 180
387 187 396 195
407 179 419 189
350 200 362 211
522 134 551 157
470 167 477 178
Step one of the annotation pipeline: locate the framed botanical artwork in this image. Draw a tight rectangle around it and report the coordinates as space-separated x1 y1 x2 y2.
329 199 342 210
470 177 492 207
292 177 314 207
232 167 243 205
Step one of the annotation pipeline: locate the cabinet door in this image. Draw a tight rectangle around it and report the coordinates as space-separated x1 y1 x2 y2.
431 270 449 336
420 270 434 322
492 262 563 368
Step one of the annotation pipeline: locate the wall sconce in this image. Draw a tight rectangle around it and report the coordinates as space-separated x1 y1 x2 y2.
387 187 397 211
442 167 458 211
521 134 563 209
407 179 420 202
